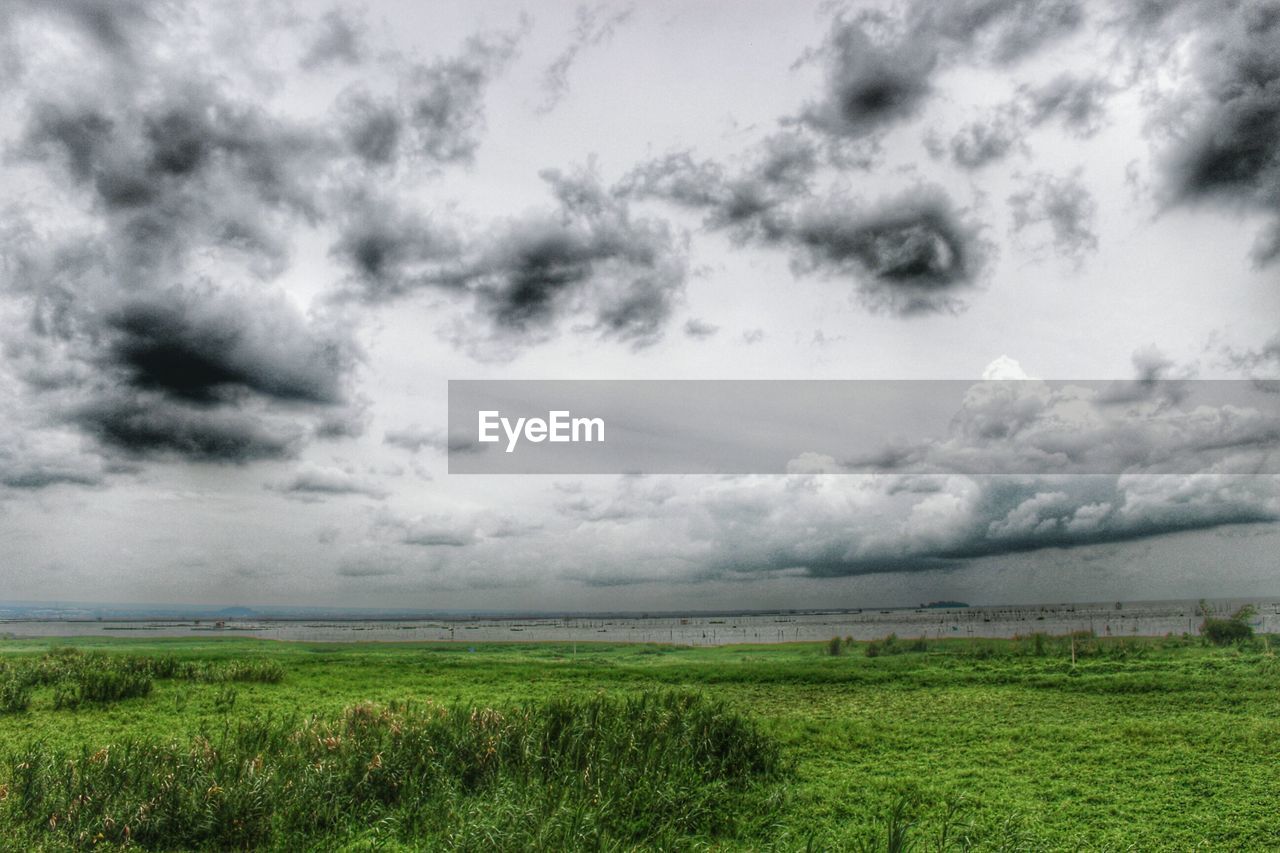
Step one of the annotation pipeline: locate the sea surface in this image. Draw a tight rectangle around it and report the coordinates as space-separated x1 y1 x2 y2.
3 599 1278 645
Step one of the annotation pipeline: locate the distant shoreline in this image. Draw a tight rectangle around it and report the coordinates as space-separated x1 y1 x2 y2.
2 596 1275 624
2 598 1275 645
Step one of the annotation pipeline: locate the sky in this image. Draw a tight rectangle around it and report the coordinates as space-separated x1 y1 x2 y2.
0 0 1278 611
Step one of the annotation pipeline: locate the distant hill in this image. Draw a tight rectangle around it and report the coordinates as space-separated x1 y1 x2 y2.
213 607 258 619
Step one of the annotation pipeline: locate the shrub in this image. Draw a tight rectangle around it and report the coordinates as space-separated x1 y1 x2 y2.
865 642 881 658
827 636 844 656
1201 605 1256 645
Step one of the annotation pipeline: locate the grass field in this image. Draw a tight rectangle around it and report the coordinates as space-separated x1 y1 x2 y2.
1 633 1278 850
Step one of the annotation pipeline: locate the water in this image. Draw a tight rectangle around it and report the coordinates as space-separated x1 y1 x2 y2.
2 599 1276 645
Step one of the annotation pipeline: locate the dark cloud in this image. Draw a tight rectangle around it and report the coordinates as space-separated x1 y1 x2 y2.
1157 0 1280 264
549 469 1275 584
330 190 461 300
539 3 634 113
939 477 1276 560
798 19 938 139
0 210 360 460
1 2 383 465
625 143 981 315
105 284 355 406
788 190 985 314
472 218 621 332
17 83 332 281
1008 170 1099 263
71 393 304 463
337 166 686 348
541 371 1280 582
5 4 531 469
796 1 1086 141
300 7 367 70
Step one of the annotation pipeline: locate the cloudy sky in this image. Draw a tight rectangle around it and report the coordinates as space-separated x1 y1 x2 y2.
1 0 1278 611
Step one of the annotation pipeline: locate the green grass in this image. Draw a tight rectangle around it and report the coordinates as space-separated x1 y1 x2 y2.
1 634 1278 850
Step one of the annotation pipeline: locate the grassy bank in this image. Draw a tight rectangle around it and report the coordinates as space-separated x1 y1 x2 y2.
1 635 1278 850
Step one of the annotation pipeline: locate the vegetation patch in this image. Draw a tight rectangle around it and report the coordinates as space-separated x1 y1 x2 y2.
0 649 285 715
1 634 1278 849
0 691 784 850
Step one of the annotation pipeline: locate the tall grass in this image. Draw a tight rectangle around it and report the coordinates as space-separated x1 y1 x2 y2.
0 649 286 714
0 691 785 850
53 669 153 709
0 676 31 714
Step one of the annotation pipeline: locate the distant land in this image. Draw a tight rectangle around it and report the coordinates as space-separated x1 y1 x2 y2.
0 600 903 623
0 596 1269 625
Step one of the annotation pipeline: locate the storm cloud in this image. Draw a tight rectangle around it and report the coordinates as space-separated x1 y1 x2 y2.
105 285 355 406
788 191 985 314
797 19 938 139
513 373 1280 582
1 1 1277 608
624 142 983 315
0 2 531 463
1155 0 1280 264
336 166 687 347
797 0 1086 142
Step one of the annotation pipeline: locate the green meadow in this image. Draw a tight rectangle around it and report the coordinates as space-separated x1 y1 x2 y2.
1 633 1278 850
